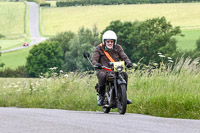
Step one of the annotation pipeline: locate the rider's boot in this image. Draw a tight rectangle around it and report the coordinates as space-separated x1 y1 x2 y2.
127 98 132 104
97 86 105 106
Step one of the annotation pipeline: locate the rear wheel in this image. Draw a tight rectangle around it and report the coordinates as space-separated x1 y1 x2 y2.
117 84 127 115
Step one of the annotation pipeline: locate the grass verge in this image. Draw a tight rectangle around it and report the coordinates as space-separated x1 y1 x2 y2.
0 58 199 119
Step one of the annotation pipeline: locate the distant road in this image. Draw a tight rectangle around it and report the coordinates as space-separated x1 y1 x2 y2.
1 2 47 53
0 107 200 133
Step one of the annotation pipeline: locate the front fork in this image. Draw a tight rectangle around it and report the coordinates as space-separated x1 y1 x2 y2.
114 72 127 100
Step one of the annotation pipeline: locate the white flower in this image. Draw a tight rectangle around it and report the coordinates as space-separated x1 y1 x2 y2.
64 74 69 77
168 57 172 60
153 63 158 66
13 85 18 88
168 60 174 63
159 55 165 58
53 67 57 70
49 68 54 70
157 52 162 55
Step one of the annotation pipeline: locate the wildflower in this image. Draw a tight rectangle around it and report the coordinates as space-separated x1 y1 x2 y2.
53 67 57 70
159 55 165 58
157 52 162 55
60 70 63 73
64 74 69 77
13 85 18 88
168 57 172 60
153 63 158 66
168 60 174 63
49 68 54 70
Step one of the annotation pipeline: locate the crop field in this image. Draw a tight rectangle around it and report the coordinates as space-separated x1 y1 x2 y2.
40 3 200 35
0 2 30 52
0 58 200 119
0 2 25 37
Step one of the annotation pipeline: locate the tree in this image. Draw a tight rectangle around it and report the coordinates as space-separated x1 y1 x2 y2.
26 41 63 77
48 31 75 55
102 17 182 64
62 27 99 72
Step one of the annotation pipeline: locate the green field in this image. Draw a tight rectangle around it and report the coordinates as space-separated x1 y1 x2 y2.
176 29 200 50
1 46 32 69
0 2 30 51
0 2 25 37
40 3 200 35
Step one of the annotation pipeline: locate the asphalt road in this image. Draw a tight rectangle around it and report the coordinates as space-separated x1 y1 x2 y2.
1 2 47 53
0 107 200 133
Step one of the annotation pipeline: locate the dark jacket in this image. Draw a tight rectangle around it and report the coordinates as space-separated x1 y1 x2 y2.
91 44 131 72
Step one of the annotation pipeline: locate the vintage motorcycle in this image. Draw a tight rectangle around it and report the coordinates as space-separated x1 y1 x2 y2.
84 52 130 115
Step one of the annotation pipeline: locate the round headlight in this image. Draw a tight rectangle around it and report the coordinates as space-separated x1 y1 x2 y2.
116 66 123 72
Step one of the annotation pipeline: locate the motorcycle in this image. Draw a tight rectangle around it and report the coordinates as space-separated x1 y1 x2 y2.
83 52 129 115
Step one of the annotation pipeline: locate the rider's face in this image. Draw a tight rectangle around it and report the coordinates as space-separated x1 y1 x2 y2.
105 40 114 49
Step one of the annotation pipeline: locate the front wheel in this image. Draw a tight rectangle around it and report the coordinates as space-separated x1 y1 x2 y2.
117 84 127 114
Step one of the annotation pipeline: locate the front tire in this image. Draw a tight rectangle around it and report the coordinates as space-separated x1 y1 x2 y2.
117 84 127 114
102 96 111 113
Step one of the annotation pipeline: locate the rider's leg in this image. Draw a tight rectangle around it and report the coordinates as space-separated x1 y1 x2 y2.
122 72 132 104
97 71 106 106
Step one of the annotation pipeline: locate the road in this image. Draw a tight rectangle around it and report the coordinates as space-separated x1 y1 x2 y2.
1 2 47 53
0 107 200 133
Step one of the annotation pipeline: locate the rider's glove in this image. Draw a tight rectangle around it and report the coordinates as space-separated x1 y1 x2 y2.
126 62 133 68
95 63 102 69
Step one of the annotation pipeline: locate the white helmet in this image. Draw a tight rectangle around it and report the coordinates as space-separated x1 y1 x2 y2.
102 30 117 46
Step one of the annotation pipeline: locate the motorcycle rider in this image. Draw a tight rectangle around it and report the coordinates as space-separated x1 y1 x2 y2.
91 30 133 106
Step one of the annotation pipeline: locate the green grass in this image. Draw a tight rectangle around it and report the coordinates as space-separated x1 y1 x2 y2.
0 2 25 37
175 29 200 50
0 2 30 51
0 59 200 119
1 46 32 69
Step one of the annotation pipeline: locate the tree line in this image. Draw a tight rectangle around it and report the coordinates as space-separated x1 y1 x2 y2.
56 0 200 7
0 17 200 77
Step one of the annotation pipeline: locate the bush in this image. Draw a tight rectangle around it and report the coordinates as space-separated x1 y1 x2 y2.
26 41 64 77
0 34 5 39
40 3 51 7
0 66 29 77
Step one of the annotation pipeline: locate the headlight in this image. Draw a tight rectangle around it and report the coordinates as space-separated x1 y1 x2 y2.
116 66 123 72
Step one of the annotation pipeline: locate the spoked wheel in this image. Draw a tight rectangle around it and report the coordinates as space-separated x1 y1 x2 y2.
102 98 110 113
102 93 111 113
117 84 127 115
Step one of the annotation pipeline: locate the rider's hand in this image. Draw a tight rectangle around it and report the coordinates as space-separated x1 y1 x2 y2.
95 63 102 69
126 62 133 68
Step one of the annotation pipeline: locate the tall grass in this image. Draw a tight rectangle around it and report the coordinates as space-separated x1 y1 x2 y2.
0 57 199 119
